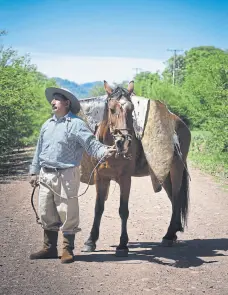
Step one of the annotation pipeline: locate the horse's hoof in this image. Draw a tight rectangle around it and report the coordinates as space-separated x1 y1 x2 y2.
161 238 175 247
115 248 129 257
82 244 96 252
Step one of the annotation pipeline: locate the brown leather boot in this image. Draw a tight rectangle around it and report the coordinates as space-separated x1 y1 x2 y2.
61 234 75 264
30 230 58 260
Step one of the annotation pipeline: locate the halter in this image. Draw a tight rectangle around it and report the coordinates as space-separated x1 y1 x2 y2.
106 87 134 158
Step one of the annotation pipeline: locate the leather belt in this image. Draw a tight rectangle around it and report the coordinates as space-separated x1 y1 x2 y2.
42 167 65 173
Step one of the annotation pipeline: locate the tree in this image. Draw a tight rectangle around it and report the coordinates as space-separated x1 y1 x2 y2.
134 72 161 97
89 84 106 96
181 49 228 151
163 54 185 85
0 37 57 156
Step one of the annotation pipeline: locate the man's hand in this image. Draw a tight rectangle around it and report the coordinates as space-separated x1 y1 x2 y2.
105 145 116 158
29 174 38 187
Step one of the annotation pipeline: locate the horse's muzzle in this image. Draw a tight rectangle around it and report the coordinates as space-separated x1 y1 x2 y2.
114 133 132 158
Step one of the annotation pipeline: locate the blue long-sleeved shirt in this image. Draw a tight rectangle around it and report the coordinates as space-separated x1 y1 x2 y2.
29 112 108 174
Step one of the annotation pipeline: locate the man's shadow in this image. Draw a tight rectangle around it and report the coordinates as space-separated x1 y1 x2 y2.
75 238 228 268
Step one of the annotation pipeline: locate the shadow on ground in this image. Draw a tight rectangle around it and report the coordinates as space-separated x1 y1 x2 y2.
0 148 33 184
75 238 228 268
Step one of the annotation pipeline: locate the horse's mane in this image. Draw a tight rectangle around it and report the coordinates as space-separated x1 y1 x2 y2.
108 86 131 100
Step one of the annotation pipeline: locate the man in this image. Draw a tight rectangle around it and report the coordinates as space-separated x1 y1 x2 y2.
29 87 116 264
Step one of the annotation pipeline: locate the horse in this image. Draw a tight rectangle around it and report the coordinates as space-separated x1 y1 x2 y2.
83 80 191 256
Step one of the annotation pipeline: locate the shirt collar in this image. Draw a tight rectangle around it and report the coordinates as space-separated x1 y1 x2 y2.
50 111 73 122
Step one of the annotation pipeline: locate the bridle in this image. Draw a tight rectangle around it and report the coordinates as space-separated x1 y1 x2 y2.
106 87 134 158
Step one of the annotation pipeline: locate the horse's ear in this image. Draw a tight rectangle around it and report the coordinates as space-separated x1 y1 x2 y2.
127 81 134 94
104 80 113 95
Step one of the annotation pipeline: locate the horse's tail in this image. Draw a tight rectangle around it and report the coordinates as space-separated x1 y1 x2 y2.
179 165 190 229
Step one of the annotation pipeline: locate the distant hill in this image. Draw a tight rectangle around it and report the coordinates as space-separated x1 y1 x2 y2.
53 77 103 99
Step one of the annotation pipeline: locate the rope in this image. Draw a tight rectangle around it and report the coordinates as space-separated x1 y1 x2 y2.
30 184 42 226
78 153 108 197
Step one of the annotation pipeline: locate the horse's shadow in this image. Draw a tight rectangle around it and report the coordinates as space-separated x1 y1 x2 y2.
75 238 228 268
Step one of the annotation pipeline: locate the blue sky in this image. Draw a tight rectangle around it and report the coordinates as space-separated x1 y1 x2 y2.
1 0 227 83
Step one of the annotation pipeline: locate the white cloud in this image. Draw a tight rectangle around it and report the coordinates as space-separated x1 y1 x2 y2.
29 52 165 84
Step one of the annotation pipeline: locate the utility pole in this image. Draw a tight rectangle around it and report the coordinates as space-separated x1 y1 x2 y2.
167 49 183 85
132 67 143 76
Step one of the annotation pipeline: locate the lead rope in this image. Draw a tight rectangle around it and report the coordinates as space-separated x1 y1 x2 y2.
30 184 42 226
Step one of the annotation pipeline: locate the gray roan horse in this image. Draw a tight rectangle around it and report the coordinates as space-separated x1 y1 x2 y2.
83 80 191 256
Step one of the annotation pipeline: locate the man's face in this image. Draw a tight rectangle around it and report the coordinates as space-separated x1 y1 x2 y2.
51 94 70 117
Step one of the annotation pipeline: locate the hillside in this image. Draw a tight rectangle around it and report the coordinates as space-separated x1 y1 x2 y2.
53 77 103 98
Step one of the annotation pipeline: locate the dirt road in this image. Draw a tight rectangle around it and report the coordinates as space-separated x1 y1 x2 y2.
1 165 228 295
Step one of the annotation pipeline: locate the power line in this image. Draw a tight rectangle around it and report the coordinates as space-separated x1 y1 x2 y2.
167 49 183 85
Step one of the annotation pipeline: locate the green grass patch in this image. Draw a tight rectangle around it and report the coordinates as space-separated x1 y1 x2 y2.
189 131 228 181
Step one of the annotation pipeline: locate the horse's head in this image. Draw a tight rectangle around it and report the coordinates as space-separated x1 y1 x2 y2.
104 80 135 158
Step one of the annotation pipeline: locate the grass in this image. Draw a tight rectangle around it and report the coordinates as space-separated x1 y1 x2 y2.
189 131 228 185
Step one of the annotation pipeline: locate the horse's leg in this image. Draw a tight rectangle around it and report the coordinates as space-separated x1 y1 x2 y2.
162 173 175 245
162 174 181 246
83 176 110 252
115 175 131 257
162 159 189 247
